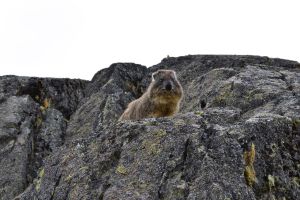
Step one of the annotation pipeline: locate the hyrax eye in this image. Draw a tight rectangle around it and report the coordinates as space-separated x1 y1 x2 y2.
159 79 164 82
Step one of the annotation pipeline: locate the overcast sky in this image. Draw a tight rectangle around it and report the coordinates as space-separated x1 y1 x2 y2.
0 0 299 80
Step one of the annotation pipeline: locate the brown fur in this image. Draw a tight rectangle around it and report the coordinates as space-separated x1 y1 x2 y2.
119 69 183 121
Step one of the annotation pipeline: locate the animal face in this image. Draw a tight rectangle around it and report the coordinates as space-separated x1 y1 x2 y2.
151 70 182 99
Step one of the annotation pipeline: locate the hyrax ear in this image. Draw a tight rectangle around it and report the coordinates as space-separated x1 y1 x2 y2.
152 71 161 81
171 70 177 79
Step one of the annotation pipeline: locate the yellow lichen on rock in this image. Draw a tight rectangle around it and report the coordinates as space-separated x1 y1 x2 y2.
34 168 45 192
43 98 51 109
116 164 128 175
244 143 256 187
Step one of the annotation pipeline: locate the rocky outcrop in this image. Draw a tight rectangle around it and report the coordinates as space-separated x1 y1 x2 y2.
0 76 87 199
0 96 38 200
0 55 299 200
0 76 87 119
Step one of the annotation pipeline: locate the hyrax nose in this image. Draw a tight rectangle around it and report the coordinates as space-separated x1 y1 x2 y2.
165 83 172 91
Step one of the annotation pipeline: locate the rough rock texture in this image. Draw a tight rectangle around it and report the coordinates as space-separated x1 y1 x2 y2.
65 63 147 143
0 96 38 200
0 76 88 119
0 76 87 200
0 55 299 200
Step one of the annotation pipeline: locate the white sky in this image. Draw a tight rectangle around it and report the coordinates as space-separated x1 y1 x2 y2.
0 0 299 80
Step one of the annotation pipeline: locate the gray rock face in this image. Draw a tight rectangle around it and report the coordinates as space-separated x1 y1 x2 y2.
0 76 88 119
0 76 87 200
65 63 147 143
0 55 299 200
0 96 38 200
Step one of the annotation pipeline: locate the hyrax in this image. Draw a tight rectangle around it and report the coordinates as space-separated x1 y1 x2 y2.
119 69 183 121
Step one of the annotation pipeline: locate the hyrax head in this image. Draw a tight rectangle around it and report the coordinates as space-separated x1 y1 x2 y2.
150 69 183 99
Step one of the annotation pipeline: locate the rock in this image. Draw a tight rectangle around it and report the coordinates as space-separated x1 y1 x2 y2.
242 113 300 199
65 63 147 142
38 108 67 152
0 96 38 200
86 63 147 97
0 55 300 200
0 76 87 200
0 76 88 119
